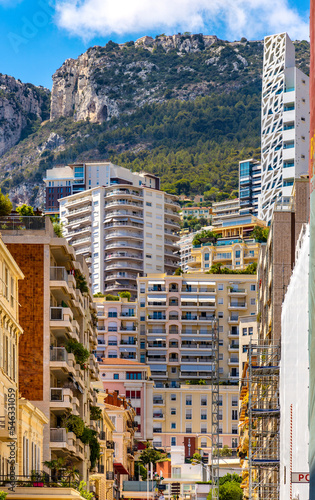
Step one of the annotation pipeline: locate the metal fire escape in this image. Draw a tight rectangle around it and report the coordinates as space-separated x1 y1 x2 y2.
248 343 280 500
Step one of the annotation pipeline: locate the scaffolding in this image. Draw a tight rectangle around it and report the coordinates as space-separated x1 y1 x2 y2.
210 319 220 500
248 343 280 500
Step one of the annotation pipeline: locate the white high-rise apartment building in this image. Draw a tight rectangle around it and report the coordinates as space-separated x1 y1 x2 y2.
259 32 309 223
58 165 180 295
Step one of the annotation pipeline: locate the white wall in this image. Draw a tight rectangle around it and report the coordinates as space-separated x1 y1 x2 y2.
280 224 309 500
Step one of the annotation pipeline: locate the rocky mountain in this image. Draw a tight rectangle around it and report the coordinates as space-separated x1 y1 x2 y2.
0 34 310 207
0 74 50 156
50 34 264 123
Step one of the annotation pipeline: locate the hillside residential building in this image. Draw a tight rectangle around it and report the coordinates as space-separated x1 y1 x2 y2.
137 273 257 384
239 159 261 216
259 32 310 222
181 206 212 221
238 315 258 375
58 174 180 296
94 296 138 361
44 161 159 213
0 215 99 487
187 215 265 272
99 359 154 442
212 199 240 226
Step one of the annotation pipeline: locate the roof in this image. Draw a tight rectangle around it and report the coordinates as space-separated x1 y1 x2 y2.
100 358 146 366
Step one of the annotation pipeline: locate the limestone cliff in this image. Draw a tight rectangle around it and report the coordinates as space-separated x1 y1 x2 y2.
50 34 256 124
0 74 50 156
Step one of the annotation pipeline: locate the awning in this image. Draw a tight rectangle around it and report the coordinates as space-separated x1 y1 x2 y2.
181 297 198 302
181 364 213 371
183 281 199 285
199 297 216 302
114 462 129 475
181 351 202 355
131 218 143 224
119 347 137 352
148 350 166 355
148 296 167 301
149 364 167 371
148 281 165 285
199 281 216 286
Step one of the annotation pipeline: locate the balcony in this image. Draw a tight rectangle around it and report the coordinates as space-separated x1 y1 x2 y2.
229 343 239 351
147 315 166 321
50 428 76 454
50 307 73 331
228 288 247 296
228 316 239 324
107 440 115 450
105 231 143 240
229 302 247 310
50 347 76 375
67 204 92 218
228 358 239 365
50 388 78 413
105 262 142 271
106 471 115 480
153 413 164 419
153 399 164 405
106 252 143 261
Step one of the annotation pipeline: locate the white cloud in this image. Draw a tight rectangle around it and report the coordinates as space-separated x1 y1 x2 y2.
54 0 309 41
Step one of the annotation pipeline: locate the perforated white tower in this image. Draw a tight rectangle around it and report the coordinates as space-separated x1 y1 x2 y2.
259 33 309 223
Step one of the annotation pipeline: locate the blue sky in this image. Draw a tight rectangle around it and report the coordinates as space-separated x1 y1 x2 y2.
0 0 310 89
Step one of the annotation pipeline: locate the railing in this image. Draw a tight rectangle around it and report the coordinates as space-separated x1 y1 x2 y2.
50 347 68 362
50 388 64 401
105 201 143 208
99 431 106 441
106 263 142 270
107 440 115 449
0 473 76 488
153 399 164 405
229 288 246 293
106 252 143 260
67 205 92 216
0 216 46 230
107 189 143 198
50 428 66 442
50 307 64 320
106 471 115 480
50 267 68 282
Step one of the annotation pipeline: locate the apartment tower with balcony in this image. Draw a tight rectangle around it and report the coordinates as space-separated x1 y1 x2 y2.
137 273 257 454
0 215 99 485
259 32 309 223
239 159 262 216
58 166 180 296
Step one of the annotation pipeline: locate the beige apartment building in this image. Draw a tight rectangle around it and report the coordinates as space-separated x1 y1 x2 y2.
152 384 239 454
212 199 240 225
138 273 257 383
137 273 257 455
0 215 99 486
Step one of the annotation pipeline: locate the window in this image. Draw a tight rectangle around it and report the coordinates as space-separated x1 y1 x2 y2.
126 372 142 380
250 284 256 291
232 410 238 420
218 298 223 305
146 222 152 228
140 354 145 363
113 374 119 380
232 397 238 407
249 327 253 336
218 312 223 318
235 250 240 258
171 422 176 429
232 426 238 434
201 396 207 406
171 408 176 415
218 396 223 406
171 437 176 446
186 395 192 405
250 298 256 305
186 409 192 420
232 438 238 448
204 253 209 261
136 408 141 416
186 425 192 433
200 439 207 448
171 394 177 401
219 353 223 361
201 409 207 420
200 425 207 434
218 284 224 291
242 328 248 336
146 202 152 206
